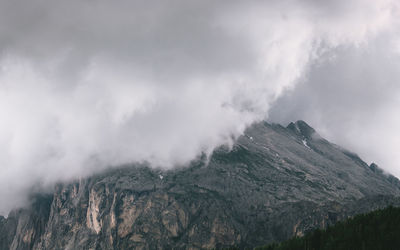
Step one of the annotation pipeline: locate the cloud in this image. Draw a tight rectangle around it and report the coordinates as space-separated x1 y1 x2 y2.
269 27 400 177
0 0 398 214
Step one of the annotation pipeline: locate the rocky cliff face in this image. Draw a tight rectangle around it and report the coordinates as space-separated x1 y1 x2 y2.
1 121 400 249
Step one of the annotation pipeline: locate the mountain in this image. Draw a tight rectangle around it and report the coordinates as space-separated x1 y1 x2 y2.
259 206 400 250
1 121 400 249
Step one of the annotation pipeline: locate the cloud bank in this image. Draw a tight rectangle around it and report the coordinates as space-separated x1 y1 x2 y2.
0 0 398 214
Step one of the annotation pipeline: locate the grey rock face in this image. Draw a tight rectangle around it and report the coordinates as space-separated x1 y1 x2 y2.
1 121 400 249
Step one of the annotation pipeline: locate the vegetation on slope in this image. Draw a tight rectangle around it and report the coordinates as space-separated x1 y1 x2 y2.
257 206 400 250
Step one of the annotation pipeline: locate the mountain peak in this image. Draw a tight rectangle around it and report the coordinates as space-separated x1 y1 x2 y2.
287 120 316 140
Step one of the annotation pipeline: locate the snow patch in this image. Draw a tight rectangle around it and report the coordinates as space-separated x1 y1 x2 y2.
302 139 311 149
245 134 254 141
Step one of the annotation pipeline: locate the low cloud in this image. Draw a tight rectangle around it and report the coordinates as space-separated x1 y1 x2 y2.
270 27 400 177
0 0 398 214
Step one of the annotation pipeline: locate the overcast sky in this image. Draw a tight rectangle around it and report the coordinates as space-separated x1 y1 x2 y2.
0 0 399 214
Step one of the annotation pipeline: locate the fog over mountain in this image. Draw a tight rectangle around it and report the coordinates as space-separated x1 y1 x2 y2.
269 30 400 177
0 0 399 214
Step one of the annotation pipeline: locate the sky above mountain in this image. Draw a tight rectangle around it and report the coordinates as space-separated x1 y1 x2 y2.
269 29 400 177
0 0 399 214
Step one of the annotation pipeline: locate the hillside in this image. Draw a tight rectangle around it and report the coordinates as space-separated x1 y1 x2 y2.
259 206 400 250
1 121 400 249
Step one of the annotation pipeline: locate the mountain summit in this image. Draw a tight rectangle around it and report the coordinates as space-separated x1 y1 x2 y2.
1 121 400 249
287 120 317 140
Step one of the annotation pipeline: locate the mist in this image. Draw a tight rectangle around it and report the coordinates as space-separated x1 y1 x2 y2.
0 0 398 214
269 28 400 177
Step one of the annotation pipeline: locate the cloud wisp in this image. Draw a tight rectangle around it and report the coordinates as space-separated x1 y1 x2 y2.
0 0 398 214
270 25 400 177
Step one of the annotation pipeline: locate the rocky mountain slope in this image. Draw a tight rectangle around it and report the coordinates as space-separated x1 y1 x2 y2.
1 121 400 249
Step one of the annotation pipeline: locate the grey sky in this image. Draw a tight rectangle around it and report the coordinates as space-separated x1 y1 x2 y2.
0 0 399 214
269 31 400 176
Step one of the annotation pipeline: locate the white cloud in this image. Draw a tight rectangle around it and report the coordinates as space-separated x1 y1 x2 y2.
270 26 400 177
0 0 398 214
